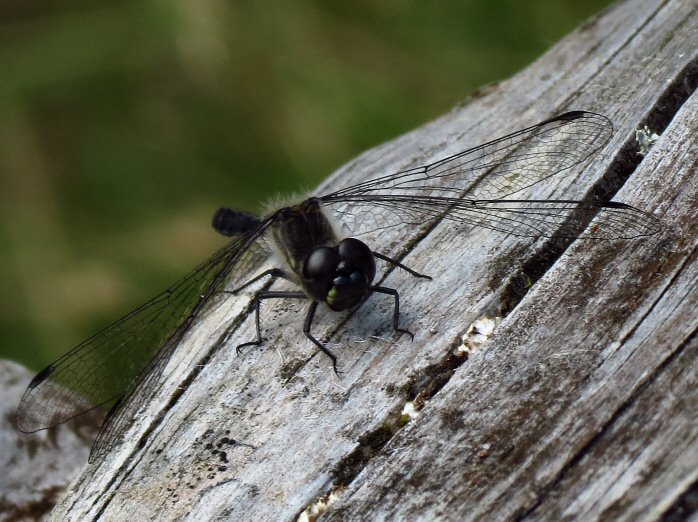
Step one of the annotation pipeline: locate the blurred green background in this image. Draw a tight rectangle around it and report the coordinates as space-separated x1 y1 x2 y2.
1 0 613 371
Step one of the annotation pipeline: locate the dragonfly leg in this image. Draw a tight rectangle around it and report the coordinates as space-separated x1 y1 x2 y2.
373 251 432 280
236 291 307 355
371 285 415 341
226 268 290 294
303 301 341 375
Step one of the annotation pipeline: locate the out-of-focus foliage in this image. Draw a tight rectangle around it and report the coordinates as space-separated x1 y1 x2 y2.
0 1 613 369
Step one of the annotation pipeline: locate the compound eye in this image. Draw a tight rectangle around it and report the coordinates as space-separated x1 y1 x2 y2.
304 247 339 280
338 238 372 266
338 238 376 282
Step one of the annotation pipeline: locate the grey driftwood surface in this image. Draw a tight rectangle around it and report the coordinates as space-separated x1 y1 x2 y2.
33 0 697 519
0 361 94 521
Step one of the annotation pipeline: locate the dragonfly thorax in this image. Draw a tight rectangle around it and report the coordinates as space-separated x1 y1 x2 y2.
301 238 376 311
267 199 376 310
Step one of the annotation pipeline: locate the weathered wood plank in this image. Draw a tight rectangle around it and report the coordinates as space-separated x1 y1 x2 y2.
48 0 697 519
0 361 93 521
325 85 698 522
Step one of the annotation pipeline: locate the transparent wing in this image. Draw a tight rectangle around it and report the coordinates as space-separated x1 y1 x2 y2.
321 111 617 236
323 195 660 239
16 222 271 453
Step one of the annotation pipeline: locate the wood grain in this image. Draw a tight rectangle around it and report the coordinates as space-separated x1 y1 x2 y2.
49 0 697 519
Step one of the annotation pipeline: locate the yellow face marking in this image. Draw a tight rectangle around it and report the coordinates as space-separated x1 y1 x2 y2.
327 286 337 306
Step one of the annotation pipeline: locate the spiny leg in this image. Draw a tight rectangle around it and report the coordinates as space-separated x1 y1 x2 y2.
371 285 414 340
225 267 291 295
373 251 432 280
221 268 290 347
236 291 307 355
303 301 340 375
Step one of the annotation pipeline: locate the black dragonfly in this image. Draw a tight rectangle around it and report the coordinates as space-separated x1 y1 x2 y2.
16 111 661 463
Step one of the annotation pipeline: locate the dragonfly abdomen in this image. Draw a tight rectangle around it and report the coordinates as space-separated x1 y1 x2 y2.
212 208 261 237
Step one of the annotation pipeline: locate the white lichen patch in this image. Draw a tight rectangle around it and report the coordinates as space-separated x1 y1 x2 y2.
401 401 420 421
297 489 342 522
457 316 502 355
635 125 660 156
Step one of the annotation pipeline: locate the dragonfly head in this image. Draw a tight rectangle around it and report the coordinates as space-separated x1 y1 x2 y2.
301 238 376 311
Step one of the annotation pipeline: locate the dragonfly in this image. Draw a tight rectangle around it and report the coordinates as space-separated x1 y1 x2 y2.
16 110 661 463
